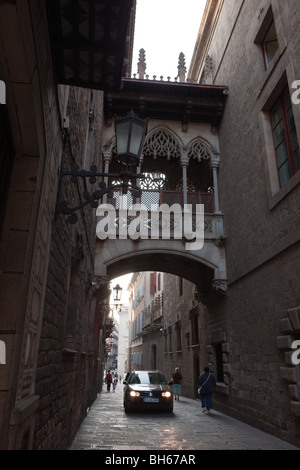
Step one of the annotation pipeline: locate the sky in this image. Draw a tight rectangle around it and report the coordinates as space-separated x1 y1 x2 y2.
132 0 207 80
110 1 207 307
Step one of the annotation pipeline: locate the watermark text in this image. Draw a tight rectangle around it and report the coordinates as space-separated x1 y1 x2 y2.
96 203 204 251
291 80 300 105
0 80 6 104
0 340 6 364
292 340 300 365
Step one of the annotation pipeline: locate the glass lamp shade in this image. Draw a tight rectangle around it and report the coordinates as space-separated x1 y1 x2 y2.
113 283 122 302
114 110 148 165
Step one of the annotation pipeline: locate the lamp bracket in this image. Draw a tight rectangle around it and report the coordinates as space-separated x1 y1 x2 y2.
55 162 144 225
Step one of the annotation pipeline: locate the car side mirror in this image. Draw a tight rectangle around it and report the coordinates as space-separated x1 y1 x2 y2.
123 380 127 384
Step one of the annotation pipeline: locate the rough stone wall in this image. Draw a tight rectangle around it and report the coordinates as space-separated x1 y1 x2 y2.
188 0 300 446
209 244 300 443
33 86 105 450
0 0 67 449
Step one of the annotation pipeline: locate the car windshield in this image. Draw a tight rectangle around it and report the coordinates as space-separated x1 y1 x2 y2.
128 372 167 385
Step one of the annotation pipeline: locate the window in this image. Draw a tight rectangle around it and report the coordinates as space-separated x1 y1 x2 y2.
271 88 300 187
189 307 199 346
150 272 156 295
262 21 278 69
128 371 167 385
175 321 182 351
185 331 190 348
168 326 172 352
164 329 168 353
254 7 279 71
214 344 224 382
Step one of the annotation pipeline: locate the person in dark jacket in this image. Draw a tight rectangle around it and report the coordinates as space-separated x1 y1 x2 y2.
198 367 216 414
105 370 113 392
172 367 183 401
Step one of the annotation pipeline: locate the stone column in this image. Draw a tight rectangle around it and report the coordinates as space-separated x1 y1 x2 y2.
210 154 220 213
181 153 189 206
210 151 225 245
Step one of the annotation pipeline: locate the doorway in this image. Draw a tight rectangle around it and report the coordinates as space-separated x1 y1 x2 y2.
151 344 157 369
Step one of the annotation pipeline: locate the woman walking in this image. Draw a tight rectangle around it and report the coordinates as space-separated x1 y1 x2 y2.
172 367 182 401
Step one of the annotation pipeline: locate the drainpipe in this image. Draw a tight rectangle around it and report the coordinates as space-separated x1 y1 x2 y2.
181 152 189 207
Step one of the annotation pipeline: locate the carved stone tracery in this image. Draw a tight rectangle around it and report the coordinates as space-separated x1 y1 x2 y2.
143 129 181 161
187 139 211 162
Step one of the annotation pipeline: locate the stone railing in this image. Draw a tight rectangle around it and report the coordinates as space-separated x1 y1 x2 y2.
108 189 215 213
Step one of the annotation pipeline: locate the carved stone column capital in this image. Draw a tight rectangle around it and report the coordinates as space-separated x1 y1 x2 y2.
180 154 189 167
212 279 228 295
210 152 220 169
102 150 112 164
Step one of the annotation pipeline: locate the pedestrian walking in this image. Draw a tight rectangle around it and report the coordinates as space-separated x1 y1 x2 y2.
105 370 113 392
198 366 216 414
171 367 182 401
112 377 118 392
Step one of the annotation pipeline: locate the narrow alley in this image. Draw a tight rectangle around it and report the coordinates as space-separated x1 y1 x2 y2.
70 383 298 452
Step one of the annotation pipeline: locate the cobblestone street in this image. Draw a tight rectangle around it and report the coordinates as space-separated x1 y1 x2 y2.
70 383 299 451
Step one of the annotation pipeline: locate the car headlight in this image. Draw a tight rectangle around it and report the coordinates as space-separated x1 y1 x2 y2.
162 391 172 398
129 391 140 397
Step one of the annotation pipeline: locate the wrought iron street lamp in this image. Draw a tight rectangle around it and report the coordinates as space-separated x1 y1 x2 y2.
113 284 123 302
115 110 148 166
55 110 148 224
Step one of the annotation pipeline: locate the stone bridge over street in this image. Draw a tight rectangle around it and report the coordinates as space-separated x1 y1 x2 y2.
94 208 227 295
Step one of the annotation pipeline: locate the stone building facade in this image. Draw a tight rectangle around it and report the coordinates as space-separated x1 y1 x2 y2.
0 0 133 449
117 306 130 379
138 272 164 372
32 85 107 450
1 0 299 450
160 275 206 397
128 272 148 371
186 0 300 446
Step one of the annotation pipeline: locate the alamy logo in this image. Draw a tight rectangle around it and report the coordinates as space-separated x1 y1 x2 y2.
0 340 6 364
0 80 6 104
291 340 300 365
96 203 204 251
291 80 300 105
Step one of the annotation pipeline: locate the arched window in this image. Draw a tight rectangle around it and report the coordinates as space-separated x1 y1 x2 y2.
142 129 182 191
187 139 213 193
143 129 181 160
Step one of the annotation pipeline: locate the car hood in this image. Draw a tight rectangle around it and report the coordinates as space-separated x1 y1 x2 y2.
128 384 170 392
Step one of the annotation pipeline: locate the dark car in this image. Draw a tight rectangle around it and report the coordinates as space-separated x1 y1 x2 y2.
123 370 173 413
